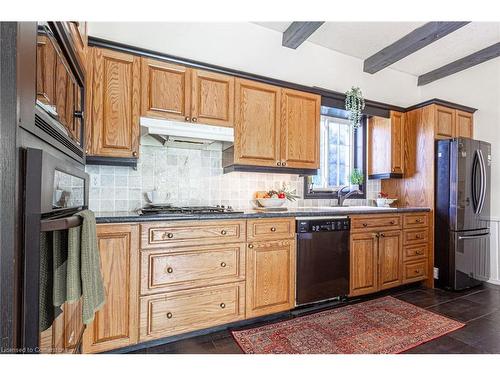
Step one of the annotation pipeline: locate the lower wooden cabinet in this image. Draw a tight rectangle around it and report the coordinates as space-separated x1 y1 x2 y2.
378 230 403 290
82 224 140 353
245 239 296 318
139 282 245 341
349 232 379 297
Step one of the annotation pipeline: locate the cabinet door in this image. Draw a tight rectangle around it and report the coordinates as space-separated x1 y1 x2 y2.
83 224 139 353
434 105 455 138
67 21 87 71
378 230 403 290
390 111 404 174
234 79 281 167
141 58 191 121
368 116 391 176
36 35 56 105
191 69 234 127
89 48 140 158
455 110 473 138
246 239 295 318
350 232 378 297
280 89 320 169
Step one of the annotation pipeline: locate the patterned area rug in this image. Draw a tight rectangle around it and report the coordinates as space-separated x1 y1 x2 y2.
232 296 464 354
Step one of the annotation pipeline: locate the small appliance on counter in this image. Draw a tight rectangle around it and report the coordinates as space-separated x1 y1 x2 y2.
295 216 350 306
138 204 243 216
435 137 491 290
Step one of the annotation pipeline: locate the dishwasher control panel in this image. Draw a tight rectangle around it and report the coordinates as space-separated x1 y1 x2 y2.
296 217 350 233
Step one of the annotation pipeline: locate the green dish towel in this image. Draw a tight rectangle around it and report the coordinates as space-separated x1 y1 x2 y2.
72 210 105 325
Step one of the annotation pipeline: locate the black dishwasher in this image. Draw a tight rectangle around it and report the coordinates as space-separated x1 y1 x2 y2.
296 216 350 306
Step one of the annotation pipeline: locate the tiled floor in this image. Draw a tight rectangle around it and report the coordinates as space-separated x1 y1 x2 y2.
130 284 500 354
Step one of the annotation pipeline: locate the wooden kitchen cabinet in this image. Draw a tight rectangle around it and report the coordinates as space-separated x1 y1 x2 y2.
36 35 57 106
455 110 473 138
140 58 191 122
66 21 87 71
434 104 456 139
245 239 296 318
82 224 140 353
191 69 234 127
280 88 320 169
378 230 403 290
233 79 282 167
86 47 141 159
368 111 404 178
349 232 379 297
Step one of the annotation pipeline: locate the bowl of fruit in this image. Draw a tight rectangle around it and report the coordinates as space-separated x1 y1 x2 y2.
255 185 299 208
376 192 397 207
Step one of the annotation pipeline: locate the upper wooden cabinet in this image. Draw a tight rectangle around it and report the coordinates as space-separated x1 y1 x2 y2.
66 21 87 72
455 110 473 138
140 58 234 127
86 47 140 158
233 79 281 167
141 58 191 122
191 69 234 127
82 224 140 353
280 88 320 169
232 79 320 170
368 111 405 178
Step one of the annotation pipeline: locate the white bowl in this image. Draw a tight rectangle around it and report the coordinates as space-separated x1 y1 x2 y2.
376 198 397 207
257 198 286 208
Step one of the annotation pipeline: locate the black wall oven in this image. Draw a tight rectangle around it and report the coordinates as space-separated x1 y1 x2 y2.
20 22 85 165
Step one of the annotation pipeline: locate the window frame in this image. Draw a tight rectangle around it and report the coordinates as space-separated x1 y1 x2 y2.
303 110 367 200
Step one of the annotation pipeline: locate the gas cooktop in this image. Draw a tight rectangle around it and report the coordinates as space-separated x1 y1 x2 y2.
139 204 243 216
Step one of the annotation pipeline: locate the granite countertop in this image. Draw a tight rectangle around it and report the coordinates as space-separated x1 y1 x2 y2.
94 206 431 224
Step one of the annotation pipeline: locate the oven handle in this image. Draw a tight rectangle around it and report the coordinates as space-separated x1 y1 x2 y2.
40 215 83 232
458 233 490 240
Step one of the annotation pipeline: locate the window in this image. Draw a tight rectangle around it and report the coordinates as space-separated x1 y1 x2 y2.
304 108 366 199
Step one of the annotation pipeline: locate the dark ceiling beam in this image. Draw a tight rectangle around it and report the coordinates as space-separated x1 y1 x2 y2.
364 21 470 74
282 22 324 49
418 42 500 86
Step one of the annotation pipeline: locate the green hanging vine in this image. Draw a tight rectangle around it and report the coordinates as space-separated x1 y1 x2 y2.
345 87 365 128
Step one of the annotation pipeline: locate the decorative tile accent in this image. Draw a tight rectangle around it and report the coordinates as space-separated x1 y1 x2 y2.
86 144 381 212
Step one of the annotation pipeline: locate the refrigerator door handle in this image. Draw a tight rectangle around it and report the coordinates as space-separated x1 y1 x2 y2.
478 149 487 214
458 233 490 240
472 150 481 214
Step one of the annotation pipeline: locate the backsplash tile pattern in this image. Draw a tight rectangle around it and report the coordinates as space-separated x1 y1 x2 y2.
87 144 381 212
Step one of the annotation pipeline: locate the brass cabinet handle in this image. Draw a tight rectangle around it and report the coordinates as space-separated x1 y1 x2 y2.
416 234 422 239
380 233 385 237
192 117 198 122
220 262 226 268
362 223 368 227
185 116 191 122
132 151 138 157
167 233 174 239
85 149 89 155
220 303 226 309
166 267 173 274
414 269 421 274
270 227 276 232
416 219 422 223
282 162 287 166
162 232 174 239
390 221 395 225
375 233 380 238
221 230 227 235
248 244 254 249
416 250 424 255
277 161 281 166
166 312 173 319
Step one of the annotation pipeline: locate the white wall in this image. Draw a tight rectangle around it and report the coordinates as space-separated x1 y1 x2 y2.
88 22 420 107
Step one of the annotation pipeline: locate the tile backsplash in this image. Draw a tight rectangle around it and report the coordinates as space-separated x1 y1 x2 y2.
86 142 381 212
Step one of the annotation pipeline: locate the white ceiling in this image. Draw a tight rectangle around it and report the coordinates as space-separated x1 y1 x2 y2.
254 22 500 77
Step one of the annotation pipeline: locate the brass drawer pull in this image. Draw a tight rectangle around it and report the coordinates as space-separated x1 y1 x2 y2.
415 218 422 223
192 117 198 123
389 221 395 225
414 269 421 274
282 162 287 166
166 267 173 274
277 161 282 166
162 232 174 239
248 244 254 249
380 233 385 237
221 230 227 235
185 116 191 122
132 151 138 157
166 312 173 319
362 223 368 227
416 250 424 255
270 227 276 232
220 262 226 268
220 303 226 309
415 234 422 239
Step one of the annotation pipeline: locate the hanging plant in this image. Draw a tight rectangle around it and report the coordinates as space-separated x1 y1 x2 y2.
345 87 365 128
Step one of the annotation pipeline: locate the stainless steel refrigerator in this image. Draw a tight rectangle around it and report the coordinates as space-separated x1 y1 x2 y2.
435 138 491 290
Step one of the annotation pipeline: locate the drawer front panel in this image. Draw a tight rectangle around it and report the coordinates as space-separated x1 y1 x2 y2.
141 243 245 294
141 220 246 249
403 260 428 283
403 243 428 262
351 215 401 232
247 217 295 241
403 213 429 228
403 228 429 245
139 282 245 341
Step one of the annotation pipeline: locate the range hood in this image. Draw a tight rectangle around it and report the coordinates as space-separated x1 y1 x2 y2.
140 117 234 150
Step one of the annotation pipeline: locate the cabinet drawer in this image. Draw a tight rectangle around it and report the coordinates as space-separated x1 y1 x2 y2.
141 220 246 249
351 215 401 232
140 243 245 295
403 213 429 228
403 228 429 245
139 282 245 341
247 217 295 241
403 260 428 283
403 243 428 262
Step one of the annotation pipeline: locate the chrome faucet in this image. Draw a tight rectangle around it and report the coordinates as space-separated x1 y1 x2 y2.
337 186 362 207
